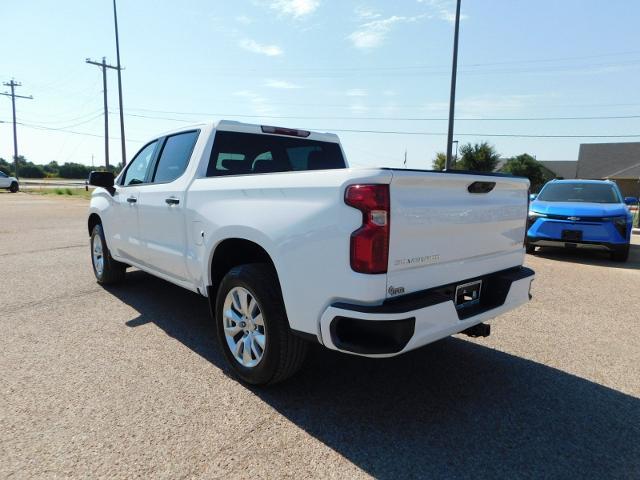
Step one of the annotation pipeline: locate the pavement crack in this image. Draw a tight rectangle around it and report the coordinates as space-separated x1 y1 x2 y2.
0 244 86 257
1 286 103 315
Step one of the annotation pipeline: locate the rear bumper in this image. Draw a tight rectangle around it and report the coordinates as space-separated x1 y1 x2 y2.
319 267 535 358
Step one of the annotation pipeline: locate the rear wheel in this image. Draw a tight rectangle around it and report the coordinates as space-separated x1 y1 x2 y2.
526 243 536 254
9 182 18 193
91 224 126 284
215 263 307 385
611 244 629 262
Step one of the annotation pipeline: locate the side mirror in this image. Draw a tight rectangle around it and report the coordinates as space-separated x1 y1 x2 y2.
529 193 538 201
624 196 638 205
88 171 115 193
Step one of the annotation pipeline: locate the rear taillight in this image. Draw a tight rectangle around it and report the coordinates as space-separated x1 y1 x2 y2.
345 184 390 274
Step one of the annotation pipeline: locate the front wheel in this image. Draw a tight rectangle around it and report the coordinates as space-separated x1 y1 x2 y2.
215 263 307 385
526 243 536 254
90 224 126 284
9 182 18 193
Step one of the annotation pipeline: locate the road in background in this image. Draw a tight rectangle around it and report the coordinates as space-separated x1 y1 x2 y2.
1 193 639 479
19 178 88 189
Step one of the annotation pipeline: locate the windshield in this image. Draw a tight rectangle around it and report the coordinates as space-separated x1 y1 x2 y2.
536 183 621 203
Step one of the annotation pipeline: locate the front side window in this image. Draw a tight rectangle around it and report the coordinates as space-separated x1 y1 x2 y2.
537 182 621 204
207 131 346 177
153 131 199 183
0 172 7 178
122 141 158 186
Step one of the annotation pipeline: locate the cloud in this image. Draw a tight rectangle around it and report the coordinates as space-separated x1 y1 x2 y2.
269 0 320 18
235 15 253 25
234 90 276 115
355 6 381 20
348 15 424 50
346 88 367 97
417 0 468 23
265 79 302 89
239 38 283 56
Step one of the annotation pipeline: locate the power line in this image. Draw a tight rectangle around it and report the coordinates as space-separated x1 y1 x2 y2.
17 109 103 126
18 112 104 130
4 121 143 142
3 117 640 142
1 79 33 179
118 110 640 123
317 128 640 139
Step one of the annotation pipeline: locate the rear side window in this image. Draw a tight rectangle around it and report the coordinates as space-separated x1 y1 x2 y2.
207 131 345 177
153 131 199 183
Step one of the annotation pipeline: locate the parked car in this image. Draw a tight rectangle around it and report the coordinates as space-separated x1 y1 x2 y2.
0 171 19 192
526 179 635 261
87 120 534 385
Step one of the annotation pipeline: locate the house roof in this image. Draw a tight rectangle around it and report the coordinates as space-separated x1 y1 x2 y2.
577 142 640 179
539 160 577 179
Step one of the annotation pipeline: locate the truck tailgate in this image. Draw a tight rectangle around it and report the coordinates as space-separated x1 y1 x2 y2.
386 170 529 297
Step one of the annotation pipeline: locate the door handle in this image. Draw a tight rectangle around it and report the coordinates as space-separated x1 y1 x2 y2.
165 197 180 206
126 196 137 204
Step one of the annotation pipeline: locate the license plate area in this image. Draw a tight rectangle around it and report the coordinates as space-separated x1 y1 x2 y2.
455 280 482 310
562 229 582 242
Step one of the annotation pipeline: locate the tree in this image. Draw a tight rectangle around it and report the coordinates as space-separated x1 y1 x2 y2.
58 162 93 179
500 153 554 192
432 152 447 170
457 142 500 172
0 158 12 176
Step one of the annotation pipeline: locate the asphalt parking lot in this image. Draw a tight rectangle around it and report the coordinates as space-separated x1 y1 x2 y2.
1 192 639 479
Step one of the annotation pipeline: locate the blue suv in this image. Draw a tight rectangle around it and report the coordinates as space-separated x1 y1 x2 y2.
526 179 636 262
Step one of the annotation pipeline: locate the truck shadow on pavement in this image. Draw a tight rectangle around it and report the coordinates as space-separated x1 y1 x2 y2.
532 243 639 270
112 270 640 479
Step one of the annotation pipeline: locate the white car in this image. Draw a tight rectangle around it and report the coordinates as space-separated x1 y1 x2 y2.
88 120 535 385
0 171 19 192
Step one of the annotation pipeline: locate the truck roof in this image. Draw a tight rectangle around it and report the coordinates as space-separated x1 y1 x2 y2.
155 120 341 144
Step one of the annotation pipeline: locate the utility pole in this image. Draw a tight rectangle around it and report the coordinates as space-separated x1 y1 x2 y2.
86 57 119 168
445 0 462 170
113 0 127 166
1 80 33 180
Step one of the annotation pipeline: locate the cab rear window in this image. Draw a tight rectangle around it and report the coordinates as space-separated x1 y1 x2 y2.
206 131 345 177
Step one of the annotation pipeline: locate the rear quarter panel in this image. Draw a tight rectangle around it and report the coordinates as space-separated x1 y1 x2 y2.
186 168 393 336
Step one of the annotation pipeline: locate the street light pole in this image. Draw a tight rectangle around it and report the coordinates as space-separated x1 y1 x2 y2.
445 0 462 171
113 0 127 166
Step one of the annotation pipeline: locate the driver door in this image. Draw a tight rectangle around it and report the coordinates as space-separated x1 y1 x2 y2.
109 140 159 263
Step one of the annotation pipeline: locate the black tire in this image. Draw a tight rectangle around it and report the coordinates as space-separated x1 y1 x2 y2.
9 182 18 193
526 243 536 254
215 263 307 385
90 224 126 284
611 244 629 262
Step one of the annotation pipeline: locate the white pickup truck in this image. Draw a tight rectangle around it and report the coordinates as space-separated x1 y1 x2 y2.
88 120 534 385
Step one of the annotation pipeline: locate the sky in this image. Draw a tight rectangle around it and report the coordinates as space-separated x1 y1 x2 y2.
2 0 640 170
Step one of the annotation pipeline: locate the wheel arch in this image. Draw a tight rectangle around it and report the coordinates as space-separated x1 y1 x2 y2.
209 238 280 297
88 213 102 237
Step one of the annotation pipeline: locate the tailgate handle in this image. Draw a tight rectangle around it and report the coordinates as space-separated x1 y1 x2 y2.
468 181 496 194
